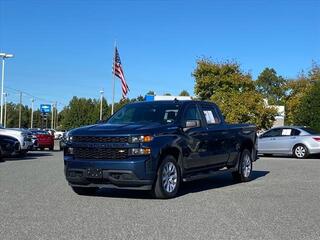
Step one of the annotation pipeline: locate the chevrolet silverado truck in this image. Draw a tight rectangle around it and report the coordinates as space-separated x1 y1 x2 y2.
64 100 257 199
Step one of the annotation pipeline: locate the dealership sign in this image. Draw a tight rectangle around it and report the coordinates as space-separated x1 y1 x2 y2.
40 104 51 113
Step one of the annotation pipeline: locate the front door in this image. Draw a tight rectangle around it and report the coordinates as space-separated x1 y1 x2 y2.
181 104 209 169
199 104 229 166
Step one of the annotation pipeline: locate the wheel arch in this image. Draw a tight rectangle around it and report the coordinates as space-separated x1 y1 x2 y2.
158 146 183 172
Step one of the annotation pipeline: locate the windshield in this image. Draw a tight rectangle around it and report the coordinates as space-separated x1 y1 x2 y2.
107 103 181 125
31 130 49 135
301 127 320 135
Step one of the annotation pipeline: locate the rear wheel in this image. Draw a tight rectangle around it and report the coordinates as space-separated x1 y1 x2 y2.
152 155 181 199
293 144 309 159
49 146 54 151
232 149 252 182
71 186 98 195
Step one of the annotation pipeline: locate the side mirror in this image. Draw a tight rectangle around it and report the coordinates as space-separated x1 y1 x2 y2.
183 120 200 129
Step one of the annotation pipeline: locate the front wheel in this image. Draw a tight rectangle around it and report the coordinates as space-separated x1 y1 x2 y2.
232 149 252 182
293 144 309 159
19 150 28 158
152 155 181 199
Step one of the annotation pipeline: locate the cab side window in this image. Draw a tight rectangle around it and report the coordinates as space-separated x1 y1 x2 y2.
201 105 221 125
183 105 202 122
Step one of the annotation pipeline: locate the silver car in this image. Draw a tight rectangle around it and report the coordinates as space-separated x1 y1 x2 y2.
258 126 320 158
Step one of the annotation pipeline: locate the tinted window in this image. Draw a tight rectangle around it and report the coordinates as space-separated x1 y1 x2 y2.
107 103 180 125
262 129 282 137
183 105 202 121
301 128 320 135
291 129 301 136
201 105 221 125
31 131 49 135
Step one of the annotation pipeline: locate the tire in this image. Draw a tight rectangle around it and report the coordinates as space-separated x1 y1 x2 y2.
0 147 4 162
152 155 181 199
293 144 309 159
71 186 98 196
40 147 45 151
232 149 253 182
19 150 28 158
49 147 54 151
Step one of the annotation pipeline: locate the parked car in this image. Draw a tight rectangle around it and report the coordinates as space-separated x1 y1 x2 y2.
59 131 68 150
258 126 320 158
30 130 54 151
0 135 20 160
0 126 33 156
54 130 65 140
64 100 257 198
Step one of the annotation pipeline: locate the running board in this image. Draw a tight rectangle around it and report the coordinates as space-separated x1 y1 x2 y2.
182 167 237 182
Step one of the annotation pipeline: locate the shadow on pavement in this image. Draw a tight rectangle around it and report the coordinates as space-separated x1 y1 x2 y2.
87 170 269 200
178 170 269 197
4 152 53 161
260 154 320 159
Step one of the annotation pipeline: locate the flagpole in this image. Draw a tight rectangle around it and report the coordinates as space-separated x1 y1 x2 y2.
111 41 116 115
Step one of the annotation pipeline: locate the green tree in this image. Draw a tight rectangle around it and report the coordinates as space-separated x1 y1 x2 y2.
294 80 320 131
60 97 101 129
146 91 155 96
285 62 320 125
255 68 286 105
179 90 190 96
193 59 254 100
193 59 276 129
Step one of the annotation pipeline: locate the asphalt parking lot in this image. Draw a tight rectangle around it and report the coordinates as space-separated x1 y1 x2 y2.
1 151 320 240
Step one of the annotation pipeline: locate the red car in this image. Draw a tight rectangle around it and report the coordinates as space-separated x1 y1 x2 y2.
31 130 54 151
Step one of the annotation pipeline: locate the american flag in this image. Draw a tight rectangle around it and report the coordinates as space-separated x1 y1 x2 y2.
113 47 129 99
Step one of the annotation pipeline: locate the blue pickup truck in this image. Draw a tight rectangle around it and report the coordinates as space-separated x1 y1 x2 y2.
64 100 257 198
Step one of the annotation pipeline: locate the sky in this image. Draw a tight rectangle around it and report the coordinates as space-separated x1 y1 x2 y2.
0 0 319 110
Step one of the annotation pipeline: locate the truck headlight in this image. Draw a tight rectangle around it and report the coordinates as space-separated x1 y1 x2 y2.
67 136 73 142
64 147 74 156
129 148 151 156
130 135 153 143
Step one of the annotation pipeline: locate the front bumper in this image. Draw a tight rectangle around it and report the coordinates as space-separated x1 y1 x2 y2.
20 140 33 150
64 156 154 190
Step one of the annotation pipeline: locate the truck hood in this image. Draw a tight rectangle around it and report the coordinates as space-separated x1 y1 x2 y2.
70 123 176 136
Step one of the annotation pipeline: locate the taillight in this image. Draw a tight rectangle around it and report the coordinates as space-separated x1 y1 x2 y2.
313 137 320 142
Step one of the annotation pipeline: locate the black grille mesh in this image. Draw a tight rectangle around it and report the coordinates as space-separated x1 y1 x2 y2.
74 148 128 160
73 136 129 143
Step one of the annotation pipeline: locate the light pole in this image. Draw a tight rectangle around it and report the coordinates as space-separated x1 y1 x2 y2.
3 93 7 128
30 98 34 129
100 90 104 121
51 103 54 129
0 53 14 126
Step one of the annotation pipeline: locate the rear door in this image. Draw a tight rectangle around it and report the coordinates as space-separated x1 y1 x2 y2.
273 128 301 154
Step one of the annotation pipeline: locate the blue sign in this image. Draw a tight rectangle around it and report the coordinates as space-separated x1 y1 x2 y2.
144 95 155 101
40 104 51 113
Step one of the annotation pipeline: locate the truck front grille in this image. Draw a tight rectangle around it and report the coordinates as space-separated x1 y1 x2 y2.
73 136 129 143
74 148 128 160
